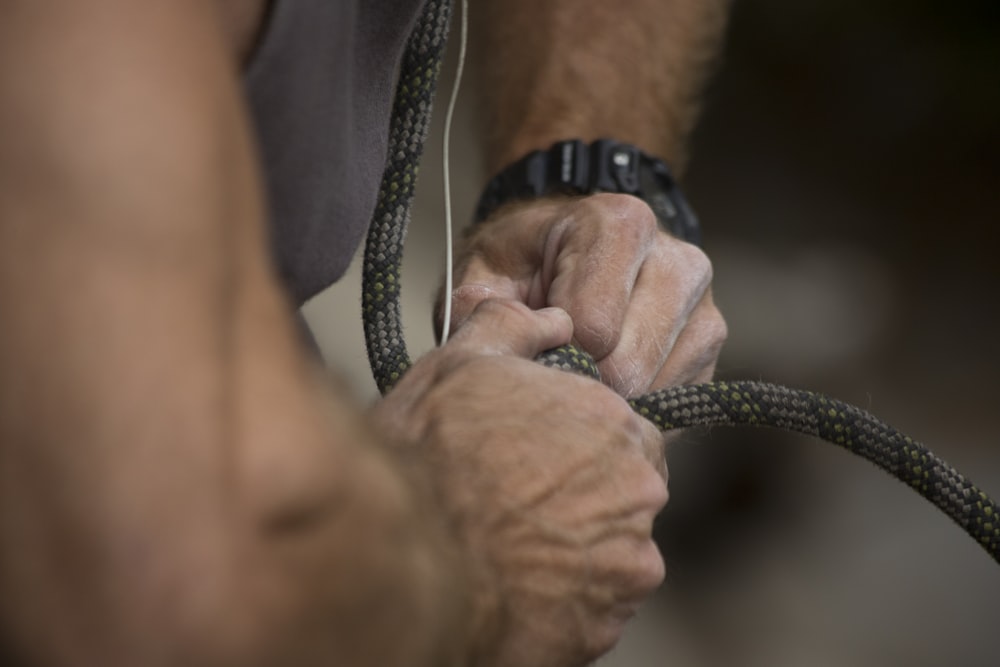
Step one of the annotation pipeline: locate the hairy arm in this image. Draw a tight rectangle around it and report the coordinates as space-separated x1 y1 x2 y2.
450 0 730 396
0 2 464 665
472 0 730 174
0 3 683 666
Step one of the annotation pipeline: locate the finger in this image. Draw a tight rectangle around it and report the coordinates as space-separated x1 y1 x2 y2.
649 295 727 389
546 195 659 361
444 198 572 336
638 414 669 482
578 534 665 659
598 240 713 396
608 392 670 483
589 529 667 603
444 263 521 335
448 298 573 359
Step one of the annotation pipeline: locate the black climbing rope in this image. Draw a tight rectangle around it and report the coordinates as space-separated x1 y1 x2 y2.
363 0 1000 564
363 0 452 394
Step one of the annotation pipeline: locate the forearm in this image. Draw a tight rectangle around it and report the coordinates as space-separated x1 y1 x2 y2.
471 0 730 174
0 3 464 665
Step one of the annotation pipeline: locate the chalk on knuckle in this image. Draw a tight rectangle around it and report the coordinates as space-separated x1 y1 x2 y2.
706 310 729 348
579 193 657 238
680 243 714 284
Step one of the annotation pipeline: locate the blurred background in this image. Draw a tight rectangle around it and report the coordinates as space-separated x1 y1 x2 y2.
304 0 1000 664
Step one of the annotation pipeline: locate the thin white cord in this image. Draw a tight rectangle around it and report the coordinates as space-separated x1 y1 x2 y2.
439 0 468 346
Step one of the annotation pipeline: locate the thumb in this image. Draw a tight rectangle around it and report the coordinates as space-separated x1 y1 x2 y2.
448 299 573 359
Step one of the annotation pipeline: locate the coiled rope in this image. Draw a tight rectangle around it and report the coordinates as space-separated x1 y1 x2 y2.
362 0 1000 565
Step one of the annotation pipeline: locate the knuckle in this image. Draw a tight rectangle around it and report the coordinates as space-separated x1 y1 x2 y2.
654 234 711 275
581 193 658 240
705 308 729 348
600 392 642 432
633 539 667 593
623 407 655 443
577 385 649 443
624 412 669 475
655 242 716 310
473 297 531 323
589 192 656 220
619 198 659 238
450 283 494 315
450 298 544 352
676 242 714 283
629 459 669 514
574 312 621 360
687 301 728 362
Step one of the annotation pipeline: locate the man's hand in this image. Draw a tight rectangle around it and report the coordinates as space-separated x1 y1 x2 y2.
376 299 668 667
445 194 727 397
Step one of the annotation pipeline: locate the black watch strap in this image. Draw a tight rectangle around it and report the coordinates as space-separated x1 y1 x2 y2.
473 139 701 246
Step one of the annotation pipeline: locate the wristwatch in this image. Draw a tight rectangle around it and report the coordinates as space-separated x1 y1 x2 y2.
473 138 701 246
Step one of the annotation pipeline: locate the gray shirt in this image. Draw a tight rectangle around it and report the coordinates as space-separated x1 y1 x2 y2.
245 0 425 305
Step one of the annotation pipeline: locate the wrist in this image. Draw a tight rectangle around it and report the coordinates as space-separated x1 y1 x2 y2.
474 139 701 246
